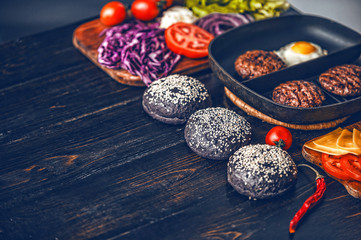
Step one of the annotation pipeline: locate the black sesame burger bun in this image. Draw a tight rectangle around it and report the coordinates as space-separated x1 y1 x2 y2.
227 144 297 199
184 107 252 160
142 74 212 125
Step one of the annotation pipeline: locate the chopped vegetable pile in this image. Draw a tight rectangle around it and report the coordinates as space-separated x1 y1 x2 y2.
98 20 181 85
186 0 290 20
97 0 290 84
194 12 253 36
159 6 198 29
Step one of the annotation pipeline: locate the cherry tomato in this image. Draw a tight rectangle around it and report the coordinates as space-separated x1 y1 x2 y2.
321 154 352 180
165 22 214 59
265 126 292 150
131 0 160 21
340 154 361 182
100 1 127 26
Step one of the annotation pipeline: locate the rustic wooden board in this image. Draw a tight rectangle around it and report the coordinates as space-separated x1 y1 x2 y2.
72 18 209 87
302 122 361 199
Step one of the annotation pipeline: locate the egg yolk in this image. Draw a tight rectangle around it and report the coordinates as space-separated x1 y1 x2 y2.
291 41 316 54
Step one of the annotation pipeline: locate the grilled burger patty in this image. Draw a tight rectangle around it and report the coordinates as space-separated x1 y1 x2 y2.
272 80 326 108
318 64 361 97
234 50 286 80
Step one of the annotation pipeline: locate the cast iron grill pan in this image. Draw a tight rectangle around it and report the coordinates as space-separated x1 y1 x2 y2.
209 15 361 124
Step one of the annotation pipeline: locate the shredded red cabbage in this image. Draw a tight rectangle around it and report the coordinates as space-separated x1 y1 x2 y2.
194 13 254 36
98 20 181 85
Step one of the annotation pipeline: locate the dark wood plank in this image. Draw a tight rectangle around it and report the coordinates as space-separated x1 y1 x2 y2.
0 21 97 89
1 18 361 240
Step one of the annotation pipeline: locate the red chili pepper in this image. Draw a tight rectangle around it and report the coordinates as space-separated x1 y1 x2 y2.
289 164 326 234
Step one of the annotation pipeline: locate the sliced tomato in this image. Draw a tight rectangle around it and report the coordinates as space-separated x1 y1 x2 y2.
340 154 361 182
321 153 352 180
165 22 214 59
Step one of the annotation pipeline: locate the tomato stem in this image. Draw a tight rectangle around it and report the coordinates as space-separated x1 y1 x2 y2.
156 0 167 10
273 139 286 149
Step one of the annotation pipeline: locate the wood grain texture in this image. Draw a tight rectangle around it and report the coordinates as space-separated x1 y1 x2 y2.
72 19 209 87
1 18 361 240
302 122 361 199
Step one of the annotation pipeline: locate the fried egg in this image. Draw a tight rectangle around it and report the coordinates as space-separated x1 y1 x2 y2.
275 41 327 66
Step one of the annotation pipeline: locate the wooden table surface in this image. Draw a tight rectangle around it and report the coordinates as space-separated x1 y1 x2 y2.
1 17 361 240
